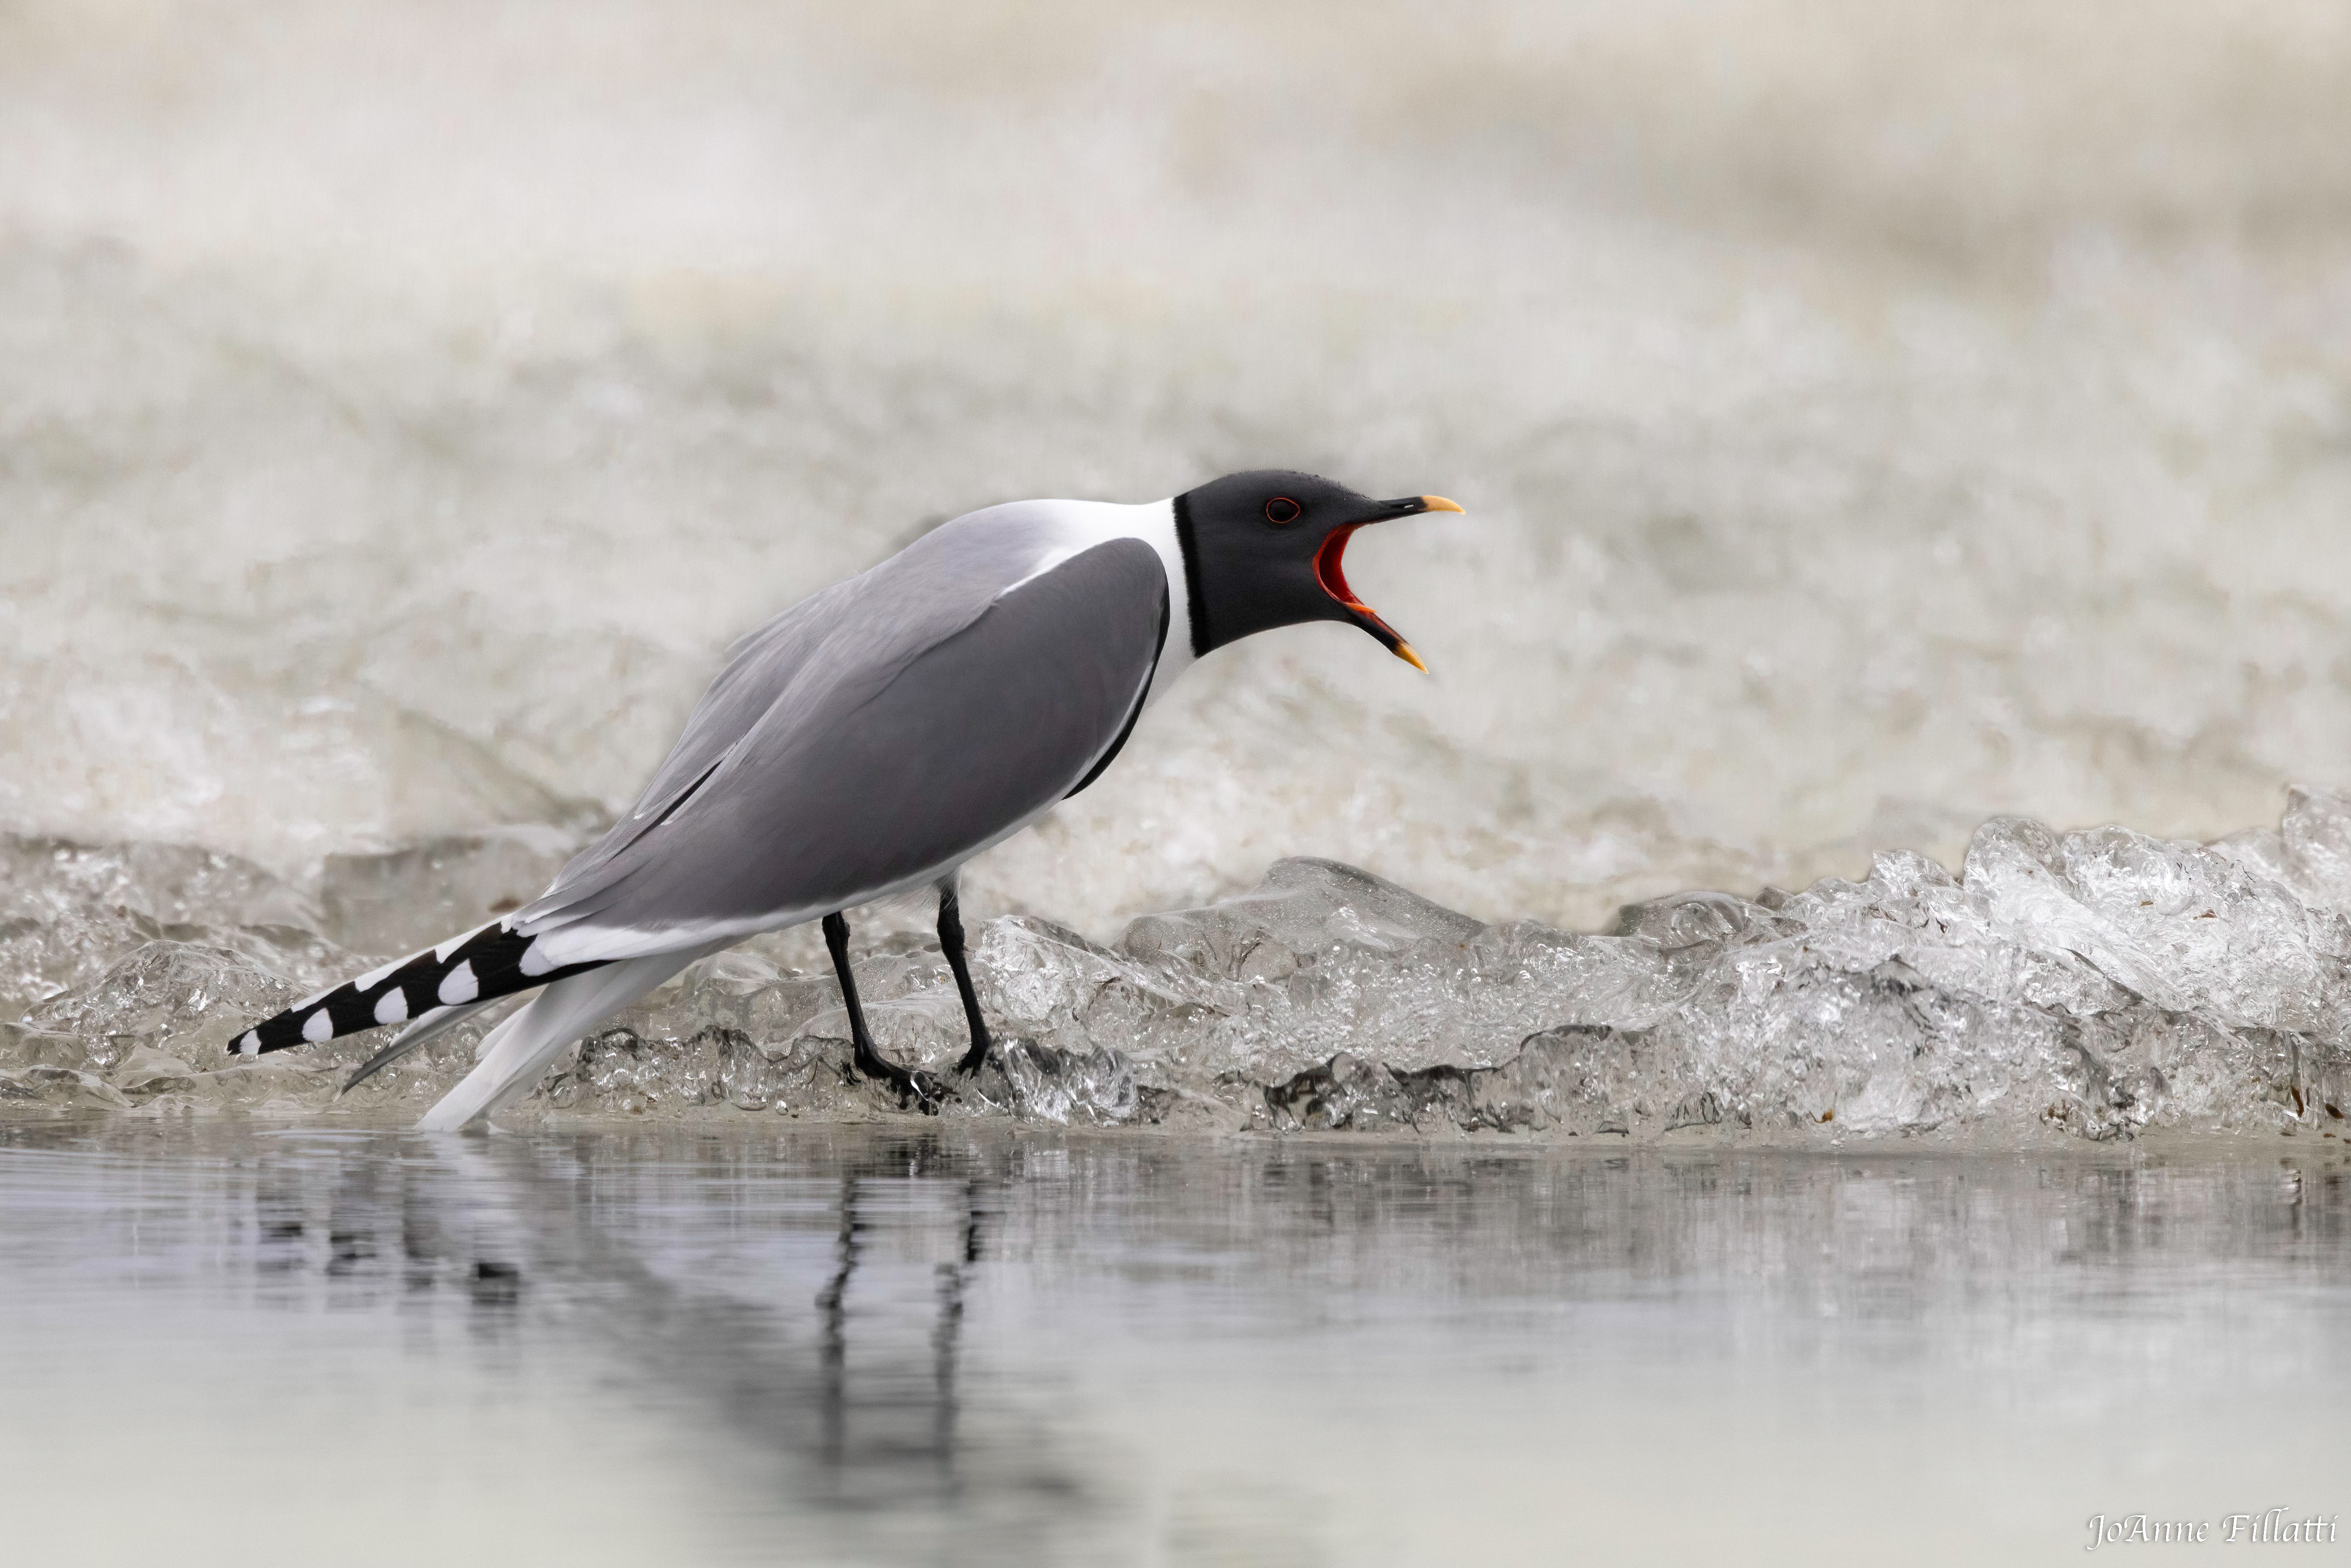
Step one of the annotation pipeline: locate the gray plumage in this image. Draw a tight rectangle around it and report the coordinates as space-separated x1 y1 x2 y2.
520 525 1167 951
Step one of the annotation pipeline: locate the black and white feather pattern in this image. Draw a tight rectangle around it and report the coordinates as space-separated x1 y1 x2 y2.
235 921 607 1057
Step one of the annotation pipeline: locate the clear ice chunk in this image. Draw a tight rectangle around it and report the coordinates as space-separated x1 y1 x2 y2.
20 939 306 1072
0 1065 130 1110
0 835 322 1019
4 810 2348 1138
999 860 1689 1086
1121 857 1486 979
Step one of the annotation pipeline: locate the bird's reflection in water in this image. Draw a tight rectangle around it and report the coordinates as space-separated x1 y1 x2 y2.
932 1177 985 1463
433 1131 1028 1500
172 1123 1098 1560
9 1119 2343 1567
810 1160 992 1501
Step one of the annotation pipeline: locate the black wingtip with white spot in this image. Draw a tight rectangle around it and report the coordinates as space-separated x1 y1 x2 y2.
237 922 606 1058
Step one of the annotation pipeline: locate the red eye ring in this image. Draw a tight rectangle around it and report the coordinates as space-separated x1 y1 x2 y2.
1265 496 1301 525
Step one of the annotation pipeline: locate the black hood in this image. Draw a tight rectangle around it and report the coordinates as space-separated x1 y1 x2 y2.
1173 469 1461 667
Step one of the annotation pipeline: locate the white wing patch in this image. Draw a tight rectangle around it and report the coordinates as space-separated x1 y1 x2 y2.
437 961 479 1006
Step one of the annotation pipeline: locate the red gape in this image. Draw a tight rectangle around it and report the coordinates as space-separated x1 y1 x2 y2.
1313 522 1367 609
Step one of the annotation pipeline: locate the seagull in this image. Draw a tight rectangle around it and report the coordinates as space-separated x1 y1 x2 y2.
236 471 1464 1129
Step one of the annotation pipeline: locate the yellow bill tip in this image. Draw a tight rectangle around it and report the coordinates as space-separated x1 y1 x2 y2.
1394 640 1430 674
1419 495 1465 514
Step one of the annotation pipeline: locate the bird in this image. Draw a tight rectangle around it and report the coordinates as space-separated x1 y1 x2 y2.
235 471 1464 1129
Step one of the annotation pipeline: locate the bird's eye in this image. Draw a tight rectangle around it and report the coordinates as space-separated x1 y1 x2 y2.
1265 497 1301 525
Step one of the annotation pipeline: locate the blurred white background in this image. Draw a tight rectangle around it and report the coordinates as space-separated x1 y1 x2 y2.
4 0 2349 933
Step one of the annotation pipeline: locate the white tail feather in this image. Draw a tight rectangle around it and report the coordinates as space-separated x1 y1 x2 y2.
415 945 723 1131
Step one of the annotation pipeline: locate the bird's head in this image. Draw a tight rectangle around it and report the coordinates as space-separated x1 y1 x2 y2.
1173 470 1464 670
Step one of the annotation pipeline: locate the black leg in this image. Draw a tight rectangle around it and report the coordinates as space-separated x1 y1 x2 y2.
824 911 940 1112
938 880 994 1076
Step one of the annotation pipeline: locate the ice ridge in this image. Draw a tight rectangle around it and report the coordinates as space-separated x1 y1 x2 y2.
5 799 2350 1141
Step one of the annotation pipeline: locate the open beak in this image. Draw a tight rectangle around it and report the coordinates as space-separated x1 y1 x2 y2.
1315 495 1463 673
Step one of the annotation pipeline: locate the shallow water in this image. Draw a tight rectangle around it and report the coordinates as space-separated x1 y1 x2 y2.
0 1120 2342 1566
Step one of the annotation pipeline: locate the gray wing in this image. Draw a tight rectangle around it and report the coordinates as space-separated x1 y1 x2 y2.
517 535 1168 945
534 505 1060 909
